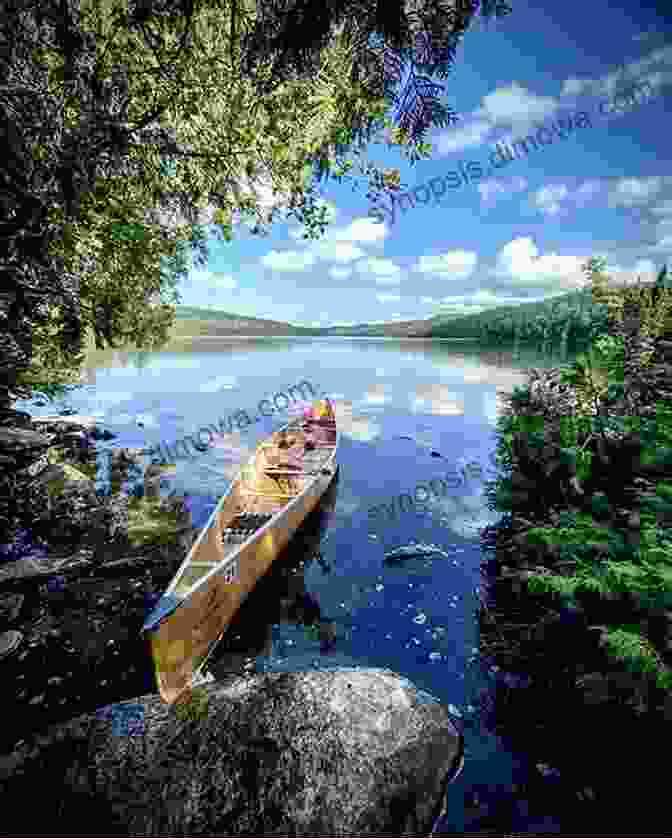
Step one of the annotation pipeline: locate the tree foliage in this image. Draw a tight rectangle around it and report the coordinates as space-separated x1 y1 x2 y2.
1 0 513 400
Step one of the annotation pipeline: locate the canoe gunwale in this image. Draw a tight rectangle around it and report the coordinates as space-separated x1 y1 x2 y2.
142 419 338 632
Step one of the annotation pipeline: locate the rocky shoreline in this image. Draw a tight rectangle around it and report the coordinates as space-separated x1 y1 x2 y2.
0 414 198 753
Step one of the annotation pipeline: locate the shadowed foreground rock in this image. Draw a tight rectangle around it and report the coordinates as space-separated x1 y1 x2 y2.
0 668 462 836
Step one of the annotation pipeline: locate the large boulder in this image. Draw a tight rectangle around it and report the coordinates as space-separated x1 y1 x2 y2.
0 668 463 836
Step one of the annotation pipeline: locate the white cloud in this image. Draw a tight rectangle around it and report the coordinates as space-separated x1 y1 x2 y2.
420 296 437 304
476 82 558 128
430 45 670 165
599 258 658 285
328 217 388 244
261 250 316 271
416 251 478 279
355 257 402 284
377 293 401 303
290 214 386 247
437 120 492 154
609 177 666 207
559 44 671 107
313 241 367 263
362 257 400 276
492 237 585 290
280 215 382 271
533 183 570 216
478 176 528 205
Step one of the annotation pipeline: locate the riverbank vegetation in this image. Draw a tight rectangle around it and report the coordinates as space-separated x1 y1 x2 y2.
476 256 672 825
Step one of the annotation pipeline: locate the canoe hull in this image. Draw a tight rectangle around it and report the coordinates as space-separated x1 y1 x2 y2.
145 443 337 705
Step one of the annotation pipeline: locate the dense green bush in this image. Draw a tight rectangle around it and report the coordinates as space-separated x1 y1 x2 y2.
483 257 672 692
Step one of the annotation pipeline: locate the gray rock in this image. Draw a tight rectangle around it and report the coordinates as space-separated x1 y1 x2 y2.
31 415 99 432
0 428 53 451
0 668 462 836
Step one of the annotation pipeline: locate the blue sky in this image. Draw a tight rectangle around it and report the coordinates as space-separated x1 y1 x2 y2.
174 0 672 327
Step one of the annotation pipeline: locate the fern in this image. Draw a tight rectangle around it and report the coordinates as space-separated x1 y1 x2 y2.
527 572 580 598
525 514 612 550
601 626 665 678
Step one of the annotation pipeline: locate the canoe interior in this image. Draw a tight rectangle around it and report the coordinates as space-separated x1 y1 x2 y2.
143 403 338 704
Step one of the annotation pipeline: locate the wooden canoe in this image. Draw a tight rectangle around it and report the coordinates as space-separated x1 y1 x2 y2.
141 398 339 705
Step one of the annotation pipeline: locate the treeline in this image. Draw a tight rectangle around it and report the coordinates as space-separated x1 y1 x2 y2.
427 272 670 346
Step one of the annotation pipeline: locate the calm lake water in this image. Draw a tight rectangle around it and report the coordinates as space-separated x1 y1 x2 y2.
21 336 585 834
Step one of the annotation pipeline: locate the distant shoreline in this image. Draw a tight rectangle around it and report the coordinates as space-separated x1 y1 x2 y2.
171 334 482 341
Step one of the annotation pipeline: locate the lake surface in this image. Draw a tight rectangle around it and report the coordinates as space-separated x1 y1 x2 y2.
21 336 585 834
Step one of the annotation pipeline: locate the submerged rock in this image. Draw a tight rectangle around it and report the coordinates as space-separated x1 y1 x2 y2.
384 542 455 563
0 668 462 836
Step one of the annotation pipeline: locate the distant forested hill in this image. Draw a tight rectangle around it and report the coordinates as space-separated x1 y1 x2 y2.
426 283 657 344
173 306 323 335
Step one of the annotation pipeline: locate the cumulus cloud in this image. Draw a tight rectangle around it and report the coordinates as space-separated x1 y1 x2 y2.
416 251 478 279
281 214 385 272
289 214 386 247
261 250 317 271
377 293 401 303
312 241 367 263
560 43 671 108
437 120 492 154
492 237 585 290
327 217 388 245
609 176 667 207
598 258 658 286
477 176 528 206
476 82 559 128
354 257 402 285
432 43 670 166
